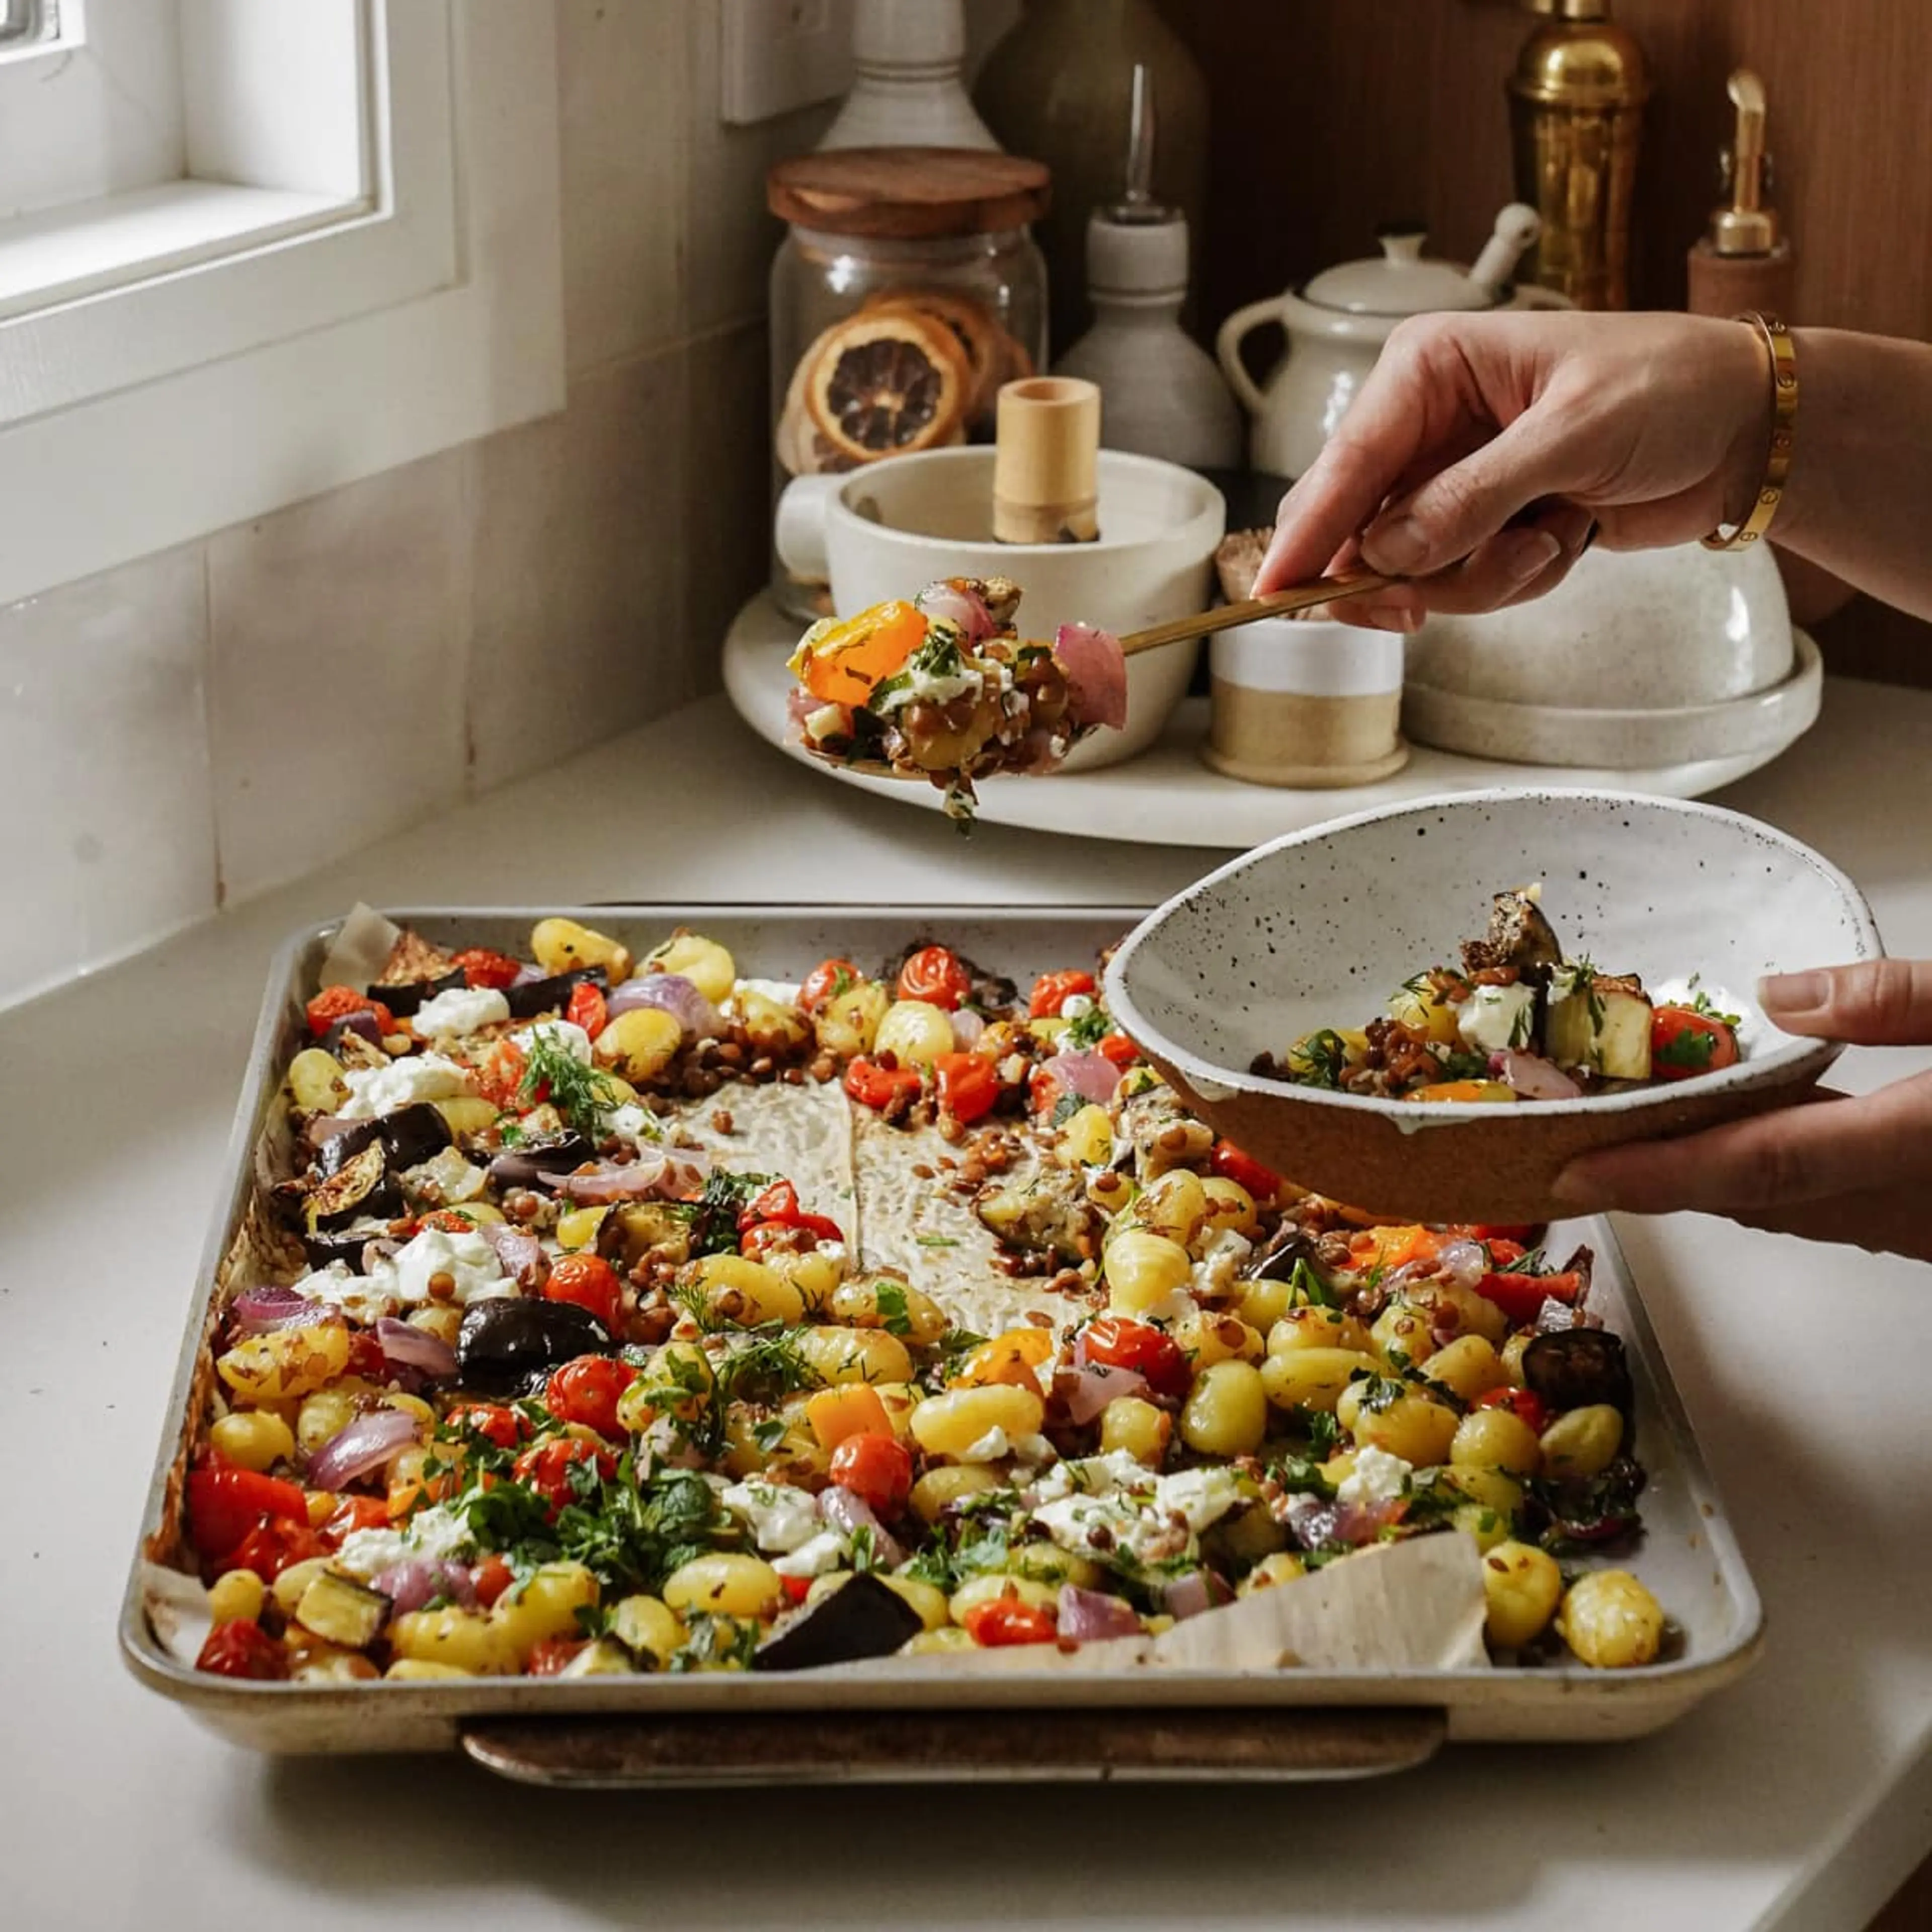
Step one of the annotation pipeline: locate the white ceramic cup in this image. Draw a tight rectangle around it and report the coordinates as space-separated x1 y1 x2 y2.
774 447 1225 768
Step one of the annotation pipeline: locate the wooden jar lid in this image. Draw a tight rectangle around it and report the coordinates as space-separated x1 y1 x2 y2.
768 147 1051 239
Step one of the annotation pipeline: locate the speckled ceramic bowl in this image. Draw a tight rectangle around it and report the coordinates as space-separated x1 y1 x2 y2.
1104 790 1883 1224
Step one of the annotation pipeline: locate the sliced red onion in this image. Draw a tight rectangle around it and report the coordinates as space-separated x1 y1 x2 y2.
1054 622 1129 732
1536 1296 1601 1333
606 972 721 1040
1284 1495 1342 1552
1161 1570 1236 1621
307 1115 363 1145
229 1284 325 1333
1053 1361 1151 1427
1042 1050 1120 1108
373 1558 476 1618
1057 1583 1141 1643
1491 1049 1583 1102
375 1316 459 1381
786 684 819 734
480 1220 547 1288
542 1151 709 1204
323 1010 385 1054
305 1406 421 1492
915 578 995 641
820 1486 906 1570
1434 1238 1487 1292
949 1007 986 1052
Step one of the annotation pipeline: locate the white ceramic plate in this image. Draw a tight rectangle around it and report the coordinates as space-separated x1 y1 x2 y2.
723 595 1823 850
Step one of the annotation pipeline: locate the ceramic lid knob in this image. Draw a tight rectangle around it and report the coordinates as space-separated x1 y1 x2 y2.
1086 208 1189 299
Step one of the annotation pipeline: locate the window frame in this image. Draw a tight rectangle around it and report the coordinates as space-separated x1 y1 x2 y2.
0 0 565 609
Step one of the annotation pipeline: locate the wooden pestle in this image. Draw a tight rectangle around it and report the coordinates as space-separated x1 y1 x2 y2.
992 376 1101 544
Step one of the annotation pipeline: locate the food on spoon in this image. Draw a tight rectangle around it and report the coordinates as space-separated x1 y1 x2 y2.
1258 887 1746 1102
786 578 1129 820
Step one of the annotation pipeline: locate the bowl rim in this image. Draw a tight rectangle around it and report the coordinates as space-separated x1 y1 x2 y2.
1103 786 1883 1127
827 446 1226 558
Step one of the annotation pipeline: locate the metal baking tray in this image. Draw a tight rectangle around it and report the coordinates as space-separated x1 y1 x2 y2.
120 906 1763 1781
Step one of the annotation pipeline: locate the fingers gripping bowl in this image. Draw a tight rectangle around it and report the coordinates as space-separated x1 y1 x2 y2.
1103 791 1883 1225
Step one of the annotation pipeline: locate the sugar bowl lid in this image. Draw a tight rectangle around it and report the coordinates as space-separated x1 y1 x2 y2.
1301 225 1501 317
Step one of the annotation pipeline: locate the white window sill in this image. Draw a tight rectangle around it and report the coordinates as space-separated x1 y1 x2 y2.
0 180 366 319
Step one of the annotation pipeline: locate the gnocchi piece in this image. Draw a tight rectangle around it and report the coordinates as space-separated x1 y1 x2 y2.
909 1462 1004 1523
1450 1406 1544 1478
814 981 890 1058
617 1340 714 1429
1556 1569 1665 1669
1237 1552 1308 1595
696 1253 806 1328
1539 1403 1625 1480
661 1553 784 1622
1179 1360 1268 1457
904 1626 976 1656
1266 1307 1371 1356
909 1384 1044 1459
948 1574 1059 1624
795 1323 914 1388
609 1594 685 1665
216 1321 351 1402
1135 1170 1209 1248
1353 1391 1460 1467
872 998 956 1069
287 1048 350 1114
828 1276 947 1345
737 989 811 1055
1102 1228 1192 1315
209 1408 296 1474
1199 1176 1260 1237
1445 1464 1527 1519
532 916 634 985
1055 1103 1114 1170
1173 1309 1264 1369
433 1096 501 1139
207 1569 266 1625
876 1574 951 1632
493 1562 602 1662
595 1007 681 1081
1098 1395 1172 1467
1421 1334 1509 1404
390 1605 521 1675
645 932 735 1004
1370 1298 1440 1369
1480 1540 1563 1649
1259 1346 1378 1414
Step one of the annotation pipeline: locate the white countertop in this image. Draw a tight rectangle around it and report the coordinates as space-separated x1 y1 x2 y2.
7 682 1932 1932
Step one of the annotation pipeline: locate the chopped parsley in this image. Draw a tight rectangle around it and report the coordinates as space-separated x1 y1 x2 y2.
1688 987 1743 1026
751 1416 788 1455
681 1168 771 1257
1656 1025 1722 1071
1286 1028 1351 1090
1286 1255 1337 1311
1048 1091 1087 1128
669 1611 762 1672
873 1281 913 1335
1061 1002 1112 1052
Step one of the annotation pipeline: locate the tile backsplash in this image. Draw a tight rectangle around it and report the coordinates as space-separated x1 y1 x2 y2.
0 1 830 1011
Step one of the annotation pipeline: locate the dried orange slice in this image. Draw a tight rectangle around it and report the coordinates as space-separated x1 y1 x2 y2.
862 287 1005 421
804 309 969 464
787 599 929 705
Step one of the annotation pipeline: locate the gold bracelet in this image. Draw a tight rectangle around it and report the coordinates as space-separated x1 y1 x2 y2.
1703 312 1797 551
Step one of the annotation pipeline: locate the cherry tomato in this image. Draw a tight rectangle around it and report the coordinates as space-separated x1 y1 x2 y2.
934 1051 1000 1125
513 1436 617 1513
827 1437 914 1517
566 981 608 1039
187 1463 310 1560
1208 1139 1285 1203
961 1597 1059 1647
896 945 973 1012
543 1355 638 1440
1475 1386 1552 1434
452 947 523 991
196 1620 288 1681
304 985 395 1040
1472 1267 1584 1325
444 1402 528 1452
1096 1031 1142 1071
800 958 861 1013
1079 1316 1191 1403
525 1637 587 1676
780 1574 814 1606
844 1055 923 1111
1483 1238 1529 1269
343 1328 388 1381
217 1517 331 1582
472 1039 528 1109
320 1496 390 1546
470 1554 515 1608
1651 1006 1741 1082
1029 971 1096 1019
738 1178 843 1254
542 1253 624 1335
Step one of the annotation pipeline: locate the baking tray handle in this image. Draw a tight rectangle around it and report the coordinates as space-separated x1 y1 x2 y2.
461 1707 1448 1787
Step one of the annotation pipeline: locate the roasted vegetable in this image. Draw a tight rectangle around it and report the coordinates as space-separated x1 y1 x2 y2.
488 1134 595 1192
975 1168 1095 1262
304 1142 398 1232
751 1571 924 1672
598 1200 694 1272
377 1101 454 1173
294 1570 391 1648
1522 1329 1635 1417
456 1298 612 1393
505 966 607 1021
370 969 464 1019
1545 971 1654 1081
1460 889 1563 983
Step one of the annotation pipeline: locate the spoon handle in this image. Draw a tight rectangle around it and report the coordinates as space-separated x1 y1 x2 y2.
1120 571 1396 656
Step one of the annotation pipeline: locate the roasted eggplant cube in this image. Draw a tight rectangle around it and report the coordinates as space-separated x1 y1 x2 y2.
305 1142 400 1232
1523 1330 1636 1418
505 966 607 1021
294 1571 391 1649
371 969 465 1019
487 1134 595 1193
1460 890 1563 982
377 1101 455 1173
456 1298 611 1393
751 1572 924 1672
1545 973 1654 1081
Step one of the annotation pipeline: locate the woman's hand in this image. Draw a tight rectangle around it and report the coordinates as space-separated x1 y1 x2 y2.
1255 310 1772 630
1552 960 1932 1261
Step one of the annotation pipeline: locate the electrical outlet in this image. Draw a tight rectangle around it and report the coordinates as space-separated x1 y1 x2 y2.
720 0 854 126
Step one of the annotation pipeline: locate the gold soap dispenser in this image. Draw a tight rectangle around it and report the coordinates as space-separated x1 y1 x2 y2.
1686 71 1795 319
1507 0 1649 309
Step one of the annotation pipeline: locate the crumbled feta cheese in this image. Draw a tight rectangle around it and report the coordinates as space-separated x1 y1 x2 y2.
771 1529 848 1579
410 986 511 1038
870 660 983 716
959 1427 1013 1464
339 1052 476 1120
731 979 802 1013
335 1504 475 1581
721 1480 820 1555
1151 1466 1245 1534
1190 1228 1254 1300
1032 1450 1151 1506
1031 1491 1145 1558
1336 1446 1412 1508
511 1019 592 1065
607 1102 662 1147
369 1226 513 1308
1060 994 1095 1021
1456 982 1538 1058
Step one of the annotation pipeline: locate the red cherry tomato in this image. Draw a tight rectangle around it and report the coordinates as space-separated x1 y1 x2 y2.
470 1554 515 1608
473 1039 529 1110
542 1253 624 1335
196 1620 289 1680
525 1637 587 1676
827 1437 914 1517
1472 1268 1584 1325
452 947 523 991
1029 971 1096 1019
320 1496 390 1547
343 1328 388 1381
934 1051 1000 1125
738 1179 844 1252
844 1055 923 1111
800 958 862 1013
566 981 608 1039
780 1574 813 1606
1079 1316 1192 1402
1650 1006 1741 1083
543 1355 639 1441
513 1436 618 1514
1096 1031 1142 1071
443 1402 529 1452
961 1597 1059 1647
896 946 973 1012
1208 1139 1285 1204
187 1463 310 1561
304 985 395 1040
217 1517 331 1583
1475 1386 1552 1434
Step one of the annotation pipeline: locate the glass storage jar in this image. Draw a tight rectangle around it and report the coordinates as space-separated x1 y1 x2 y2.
766 146 1050 620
